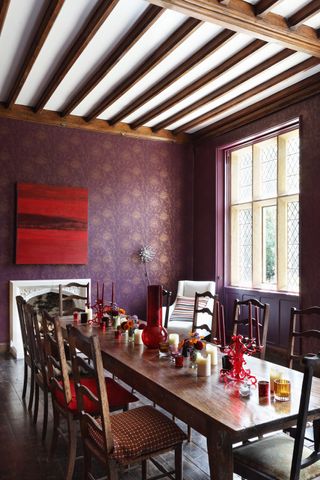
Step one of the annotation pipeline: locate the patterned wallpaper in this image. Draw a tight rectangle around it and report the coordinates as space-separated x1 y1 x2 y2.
0 118 194 344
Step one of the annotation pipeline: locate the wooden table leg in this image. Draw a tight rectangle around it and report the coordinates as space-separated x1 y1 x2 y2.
207 427 233 479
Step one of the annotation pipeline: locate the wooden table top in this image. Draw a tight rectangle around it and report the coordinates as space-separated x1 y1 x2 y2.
62 320 320 443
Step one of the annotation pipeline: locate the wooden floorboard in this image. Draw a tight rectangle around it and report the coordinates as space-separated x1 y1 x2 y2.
0 352 242 479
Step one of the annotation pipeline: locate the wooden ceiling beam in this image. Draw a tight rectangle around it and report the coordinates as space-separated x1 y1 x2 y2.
6 0 64 108
108 29 235 126
85 17 202 121
131 38 265 129
174 57 320 134
152 47 293 132
34 0 120 113
0 103 188 144
254 0 282 16
145 0 320 57
195 71 320 139
61 4 163 117
0 0 10 34
287 0 320 28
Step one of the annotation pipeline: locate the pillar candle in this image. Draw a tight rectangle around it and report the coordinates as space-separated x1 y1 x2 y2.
196 355 211 377
134 329 143 345
86 307 93 321
168 333 179 348
205 344 218 365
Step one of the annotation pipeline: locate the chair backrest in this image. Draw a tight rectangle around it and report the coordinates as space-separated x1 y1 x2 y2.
16 296 29 355
232 298 270 360
288 306 320 369
59 282 90 316
43 313 72 404
23 302 47 382
192 292 218 343
67 325 114 455
290 354 320 478
178 280 216 298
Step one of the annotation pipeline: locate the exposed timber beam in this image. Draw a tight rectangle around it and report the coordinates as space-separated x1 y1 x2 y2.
85 16 202 121
195 72 320 139
0 0 10 34
34 0 120 113
0 103 188 144
61 4 163 117
287 0 320 28
6 0 64 107
254 0 282 16
145 0 320 57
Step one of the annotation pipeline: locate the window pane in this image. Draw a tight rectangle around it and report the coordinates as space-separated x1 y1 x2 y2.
286 136 299 193
261 141 277 198
287 201 299 292
262 205 277 284
238 208 252 284
233 148 252 203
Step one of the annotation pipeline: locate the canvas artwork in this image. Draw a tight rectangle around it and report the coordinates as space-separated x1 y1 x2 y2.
16 183 88 264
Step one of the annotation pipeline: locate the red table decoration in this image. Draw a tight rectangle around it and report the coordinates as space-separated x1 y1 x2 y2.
142 285 168 349
220 335 257 384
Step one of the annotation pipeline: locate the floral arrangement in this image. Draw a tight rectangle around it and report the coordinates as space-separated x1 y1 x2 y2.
179 331 206 358
104 304 126 317
118 315 140 336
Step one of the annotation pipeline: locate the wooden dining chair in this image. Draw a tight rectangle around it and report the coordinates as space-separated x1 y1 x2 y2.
24 302 49 443
59 282 90 316
288 306 320 369
234 353 320 480
16 295 34 411
68 324 187 480
192 292 220 343
44 316 138 480
232 298 270 359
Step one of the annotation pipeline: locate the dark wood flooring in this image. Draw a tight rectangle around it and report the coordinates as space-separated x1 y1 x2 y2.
1 352 241 480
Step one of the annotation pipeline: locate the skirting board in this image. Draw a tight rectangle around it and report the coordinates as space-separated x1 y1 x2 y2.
0 343 8 354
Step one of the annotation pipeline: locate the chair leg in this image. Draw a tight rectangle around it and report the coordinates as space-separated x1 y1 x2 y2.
142 459 147 480
22 360 28 399
83 447 92 480
28 367 35 412
65 413 77 480
174 444 183 480
33 383 39 424
50 403 60 457
42 389 48 443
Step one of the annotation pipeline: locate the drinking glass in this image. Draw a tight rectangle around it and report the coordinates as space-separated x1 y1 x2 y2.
274 379 291 401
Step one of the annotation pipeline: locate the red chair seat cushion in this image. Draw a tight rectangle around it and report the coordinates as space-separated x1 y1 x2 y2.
53 377 137 413
88 406 187 463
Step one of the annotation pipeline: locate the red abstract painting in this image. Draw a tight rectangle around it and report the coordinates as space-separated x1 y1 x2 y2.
16 183 88 264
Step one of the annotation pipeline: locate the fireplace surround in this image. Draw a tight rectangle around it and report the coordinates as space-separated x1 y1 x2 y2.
10 278 91 359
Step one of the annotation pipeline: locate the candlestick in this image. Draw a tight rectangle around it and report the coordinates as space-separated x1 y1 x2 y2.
205 344 218 365
111 282 115 305
248 302 253 340
197 355 211 376
255 306 261 347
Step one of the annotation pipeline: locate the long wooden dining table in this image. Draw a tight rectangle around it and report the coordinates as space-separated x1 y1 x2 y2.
61 320 320 480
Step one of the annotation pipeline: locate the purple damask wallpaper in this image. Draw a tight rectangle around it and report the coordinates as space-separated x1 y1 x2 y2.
0 118 194 345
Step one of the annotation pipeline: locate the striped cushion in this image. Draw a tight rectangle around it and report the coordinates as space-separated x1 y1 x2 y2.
88 406 186 463
53 377 138 413
170 295 208 322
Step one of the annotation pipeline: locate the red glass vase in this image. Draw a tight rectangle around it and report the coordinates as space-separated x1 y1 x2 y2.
142 285 168 349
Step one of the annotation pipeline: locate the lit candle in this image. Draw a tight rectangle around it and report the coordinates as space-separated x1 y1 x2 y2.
197 355 211 377
134 329 143 345
255 306 261 347
248 302 253 340
168 333 179 348
205 344 218 365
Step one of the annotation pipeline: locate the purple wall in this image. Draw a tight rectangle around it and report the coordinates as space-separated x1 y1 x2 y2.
0 118 194 344
193 93 320 353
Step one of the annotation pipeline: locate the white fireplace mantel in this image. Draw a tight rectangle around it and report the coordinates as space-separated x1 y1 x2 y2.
10 278 91 359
